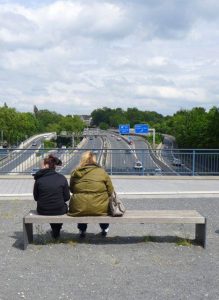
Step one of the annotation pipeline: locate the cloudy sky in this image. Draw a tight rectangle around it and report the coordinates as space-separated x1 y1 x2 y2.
0 0 219 116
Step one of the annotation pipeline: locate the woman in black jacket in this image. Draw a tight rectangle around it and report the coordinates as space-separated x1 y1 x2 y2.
33 154 70 238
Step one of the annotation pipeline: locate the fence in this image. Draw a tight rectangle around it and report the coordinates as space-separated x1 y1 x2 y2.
0 148 219 176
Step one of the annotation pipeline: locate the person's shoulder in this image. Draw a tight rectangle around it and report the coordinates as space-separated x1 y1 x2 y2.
55 172 67 180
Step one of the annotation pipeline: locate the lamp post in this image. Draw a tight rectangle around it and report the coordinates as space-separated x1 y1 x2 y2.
151 128 155 148
1 130 3 146
72 133 75 148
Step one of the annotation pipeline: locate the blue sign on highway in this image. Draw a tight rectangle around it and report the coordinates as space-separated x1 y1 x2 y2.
134 124 149 134
119 124 130 134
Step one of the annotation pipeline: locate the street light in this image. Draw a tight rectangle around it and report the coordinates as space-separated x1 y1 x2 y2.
1 130 3 146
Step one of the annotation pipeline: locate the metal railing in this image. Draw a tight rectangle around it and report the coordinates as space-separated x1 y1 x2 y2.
0 148 219 176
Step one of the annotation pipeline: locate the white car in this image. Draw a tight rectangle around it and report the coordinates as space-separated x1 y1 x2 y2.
134 161 143 169
154 168 162 175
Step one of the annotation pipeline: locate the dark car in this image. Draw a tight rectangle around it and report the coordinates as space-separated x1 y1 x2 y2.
134 161 143 169
172 158 182 166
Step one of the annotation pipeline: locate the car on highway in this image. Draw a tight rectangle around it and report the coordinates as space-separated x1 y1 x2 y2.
134 160 143 169
172 158 182 166
32 142 37 146
154 168 162 175
116 137 121 141
31 167 40 176
125 149 132 154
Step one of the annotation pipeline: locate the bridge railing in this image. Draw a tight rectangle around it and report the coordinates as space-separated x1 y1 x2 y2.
0 148 219 176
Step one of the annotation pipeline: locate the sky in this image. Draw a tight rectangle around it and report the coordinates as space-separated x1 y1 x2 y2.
0 0 219 116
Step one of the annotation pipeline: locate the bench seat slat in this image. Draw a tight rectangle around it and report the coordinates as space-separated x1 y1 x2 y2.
24 210 205 224
23 209 207 249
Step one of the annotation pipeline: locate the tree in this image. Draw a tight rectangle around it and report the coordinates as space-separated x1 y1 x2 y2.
206 107 219 148
16 112 38 140
91 107 113 126
35 109 63 132
125 107 144 127
99 122 109 130
166 108 208 148
59 115 85 134
0 106 19 145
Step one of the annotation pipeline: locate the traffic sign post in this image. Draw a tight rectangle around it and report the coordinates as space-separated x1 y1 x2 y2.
151 128 155 148
134 124 155 148
119 124 130 135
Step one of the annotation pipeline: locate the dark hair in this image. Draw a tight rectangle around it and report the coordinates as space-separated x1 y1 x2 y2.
44 154 62 169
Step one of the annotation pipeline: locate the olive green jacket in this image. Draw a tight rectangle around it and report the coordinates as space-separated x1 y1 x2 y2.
68 164 114 216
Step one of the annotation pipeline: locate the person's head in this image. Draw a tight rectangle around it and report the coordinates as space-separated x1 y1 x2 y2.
79 151 97 167
41 154 62 169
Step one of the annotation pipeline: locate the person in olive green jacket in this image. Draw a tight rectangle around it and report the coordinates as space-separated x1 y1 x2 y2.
68 151 114 237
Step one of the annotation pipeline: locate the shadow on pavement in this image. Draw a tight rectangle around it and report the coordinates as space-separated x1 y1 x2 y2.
11 231 25 250
11 231 197 250
215 229 219 234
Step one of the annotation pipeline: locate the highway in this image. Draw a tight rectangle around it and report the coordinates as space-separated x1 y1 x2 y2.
159 135 194 175
0 131 180 175
59 136 103 174
105 133 135 175
0 135 47 174
1 130 216 176
104 134 160 175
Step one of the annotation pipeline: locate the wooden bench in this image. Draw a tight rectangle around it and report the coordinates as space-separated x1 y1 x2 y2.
23 210 206 250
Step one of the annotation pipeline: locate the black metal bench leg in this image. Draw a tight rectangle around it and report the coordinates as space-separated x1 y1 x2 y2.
195 219 207 248
23 219 33 250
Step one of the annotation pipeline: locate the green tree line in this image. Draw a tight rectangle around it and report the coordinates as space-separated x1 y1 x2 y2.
0 104 85 146
91 106 219 148
1 104 219 148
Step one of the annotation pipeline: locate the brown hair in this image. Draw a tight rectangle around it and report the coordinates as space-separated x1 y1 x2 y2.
79 151 97 167
43 154 62 169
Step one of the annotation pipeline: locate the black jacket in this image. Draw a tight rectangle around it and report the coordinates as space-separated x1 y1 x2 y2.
33 169 70 215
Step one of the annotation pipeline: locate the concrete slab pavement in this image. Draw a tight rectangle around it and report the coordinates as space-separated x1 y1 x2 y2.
0 175 219 199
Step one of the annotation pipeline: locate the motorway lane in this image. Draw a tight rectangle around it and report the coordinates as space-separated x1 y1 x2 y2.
0 133 104 175
16 136 104 175
0 137 43 174
59 136 103 175
131 135 158 173
160 136 193 175
105 133 137 174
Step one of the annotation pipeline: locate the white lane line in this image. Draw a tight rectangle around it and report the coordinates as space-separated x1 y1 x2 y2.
1 191 219 198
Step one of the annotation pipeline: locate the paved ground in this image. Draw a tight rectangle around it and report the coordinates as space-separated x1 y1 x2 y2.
1 176 219 199
0 197 218 300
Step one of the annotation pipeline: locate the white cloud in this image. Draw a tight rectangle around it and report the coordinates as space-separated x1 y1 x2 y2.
0 0 219 116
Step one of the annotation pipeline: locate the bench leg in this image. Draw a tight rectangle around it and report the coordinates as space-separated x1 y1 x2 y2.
23 219 33 250
195 219 207 248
